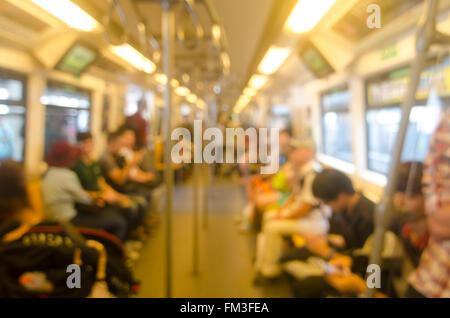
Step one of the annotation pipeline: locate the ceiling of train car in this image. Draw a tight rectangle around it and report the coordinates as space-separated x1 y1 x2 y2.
90 0 276 103
209 0 275 98
0 0 287 106
0 0 51 49
2 0 448 114
71 0 275 104
85 1 221 86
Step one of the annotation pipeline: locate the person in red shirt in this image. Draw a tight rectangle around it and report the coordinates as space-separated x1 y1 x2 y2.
126 99 149 150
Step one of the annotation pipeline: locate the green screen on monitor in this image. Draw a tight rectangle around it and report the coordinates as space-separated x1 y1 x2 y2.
299 41 334 78
56 43 97 76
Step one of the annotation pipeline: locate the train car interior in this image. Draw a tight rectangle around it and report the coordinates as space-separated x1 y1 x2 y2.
0 0 449 299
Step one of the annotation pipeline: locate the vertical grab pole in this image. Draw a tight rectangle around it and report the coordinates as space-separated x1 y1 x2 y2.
365 0 439 298
162 0 175 299
202 159 209 229
193 111 200 275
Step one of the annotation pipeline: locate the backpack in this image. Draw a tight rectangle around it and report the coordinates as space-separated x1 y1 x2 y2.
0 221 139 298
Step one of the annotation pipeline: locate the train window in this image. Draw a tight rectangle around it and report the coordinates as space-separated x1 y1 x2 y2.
321 86 352 163
125 84 144 116
0 71 26 162
366 56 450 174
270 104 291 130
41 82 91 156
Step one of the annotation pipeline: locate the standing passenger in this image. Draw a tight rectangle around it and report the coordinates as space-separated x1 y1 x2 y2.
125 99 149 150
407 113 450 298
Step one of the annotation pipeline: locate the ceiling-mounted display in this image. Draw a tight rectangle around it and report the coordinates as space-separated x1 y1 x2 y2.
298 39 335 79
55 43 97 76
332 0 422 42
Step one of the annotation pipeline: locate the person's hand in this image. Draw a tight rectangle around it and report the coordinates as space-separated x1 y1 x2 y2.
94 197 106 208
129 169 154 183
303 234 332 258
292 234 307 248
275 214 285 220
328 234 346 249
102 190 119 204
329 253 353 271
130 150 144 167
325 272 366 295
142 171 155 182
118 195 132 208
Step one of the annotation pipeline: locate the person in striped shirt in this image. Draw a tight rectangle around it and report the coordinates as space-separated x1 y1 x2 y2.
407 113 450 298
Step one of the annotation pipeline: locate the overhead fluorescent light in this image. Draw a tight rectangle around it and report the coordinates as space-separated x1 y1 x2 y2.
175 86 190 97
220 52 231 73
155 74 168 85
110 44 156 74
181 104 191 116
258 46 291 75
249 75 267 90
187 94 197 104
234 94 251 113
212 24 221 42
244 87 257 97
30 0 99 32
287 0 336 34
197 99 206 110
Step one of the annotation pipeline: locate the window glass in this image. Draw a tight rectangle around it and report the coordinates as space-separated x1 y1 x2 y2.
366 55 450 174
0 72 26 162
43 83 90 157
321 87 352 162
0 105 26 161
270 104 291 130
367 102 446 174
323 111 353 162
41 86 90 109
0 78 23 102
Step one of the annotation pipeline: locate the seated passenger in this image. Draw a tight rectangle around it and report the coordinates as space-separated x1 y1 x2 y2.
41 141 127 241
0 160 41 242
244 137 312 231
100 129 153 197
238 131 294 231
311 168 375 253
254 139 328 280
119 127 157 188
408 113 450 298
72 132 132 207
389 162 428 267
100 128 159 232
278 129 293 167
0 160 139 298
284 169 376 297
72 132 148 238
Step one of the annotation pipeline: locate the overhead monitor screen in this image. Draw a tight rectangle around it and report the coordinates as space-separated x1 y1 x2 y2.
332 0 422 42
299 41 335 79
56 43 97 76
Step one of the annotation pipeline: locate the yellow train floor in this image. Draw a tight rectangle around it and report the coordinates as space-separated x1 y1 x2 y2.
133 178 292 298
